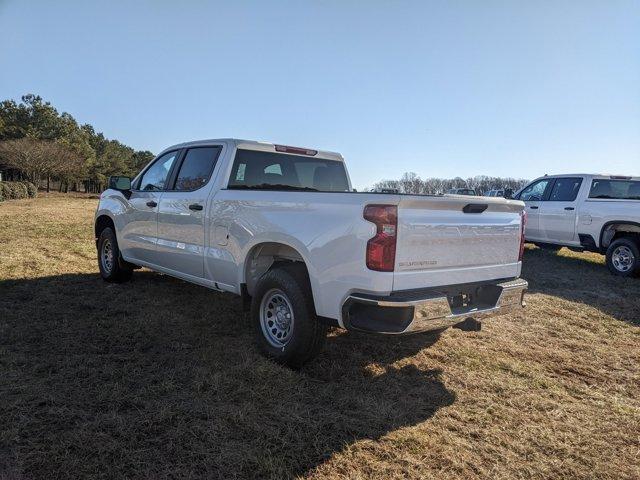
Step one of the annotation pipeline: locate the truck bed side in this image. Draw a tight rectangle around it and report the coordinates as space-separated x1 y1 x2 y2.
207 190 524 324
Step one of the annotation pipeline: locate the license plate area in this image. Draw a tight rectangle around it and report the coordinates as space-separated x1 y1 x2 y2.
447 284 503 314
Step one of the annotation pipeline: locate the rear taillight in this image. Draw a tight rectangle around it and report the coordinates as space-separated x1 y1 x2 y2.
518 210 527 261
364 205 397 271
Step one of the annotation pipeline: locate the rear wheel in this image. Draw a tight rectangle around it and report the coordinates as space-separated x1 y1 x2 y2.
97 227 133 283
251 263 327 368
606 237 639 277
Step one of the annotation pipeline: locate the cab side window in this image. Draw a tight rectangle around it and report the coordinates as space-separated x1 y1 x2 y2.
137 151 178 191
173 146 222 191
549 177 582 201
519 179 551 201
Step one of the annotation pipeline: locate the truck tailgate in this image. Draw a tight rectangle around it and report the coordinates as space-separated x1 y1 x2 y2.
393 196 524 291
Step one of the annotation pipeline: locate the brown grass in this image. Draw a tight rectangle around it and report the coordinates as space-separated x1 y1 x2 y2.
0 195 638 480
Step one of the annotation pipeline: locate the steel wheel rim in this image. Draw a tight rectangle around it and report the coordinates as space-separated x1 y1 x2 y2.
612 245 634 272
101 239 114 273
260 289 294 348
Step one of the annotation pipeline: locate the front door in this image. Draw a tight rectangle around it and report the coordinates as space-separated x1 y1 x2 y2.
539 177 583 243
518 178 553 241
156 146 222 278
119 150 180 265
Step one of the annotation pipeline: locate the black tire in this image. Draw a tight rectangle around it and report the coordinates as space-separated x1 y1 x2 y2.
605 237 639 277
251 263 327 368
97 227 133 283
535 243 562 252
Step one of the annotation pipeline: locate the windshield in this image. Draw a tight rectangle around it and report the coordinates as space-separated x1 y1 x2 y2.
227 149 350 192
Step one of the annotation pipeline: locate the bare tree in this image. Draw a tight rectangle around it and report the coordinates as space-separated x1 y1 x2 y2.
370 172 529 195
0 138 85 191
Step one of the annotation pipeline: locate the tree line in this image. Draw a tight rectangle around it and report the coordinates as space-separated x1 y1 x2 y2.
0 95 528 197
0 94 154 192
369 172 529 195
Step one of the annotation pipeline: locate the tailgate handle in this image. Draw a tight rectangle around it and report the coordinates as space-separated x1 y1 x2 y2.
463 203 488 214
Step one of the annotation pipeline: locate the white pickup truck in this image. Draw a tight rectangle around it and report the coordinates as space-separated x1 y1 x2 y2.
515 173 640 276
95 139 527 366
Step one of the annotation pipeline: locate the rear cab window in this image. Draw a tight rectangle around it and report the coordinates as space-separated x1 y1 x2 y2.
589 179 640 200
227 149 350 192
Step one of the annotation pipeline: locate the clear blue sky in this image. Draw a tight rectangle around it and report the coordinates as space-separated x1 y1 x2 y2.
1 1 639 189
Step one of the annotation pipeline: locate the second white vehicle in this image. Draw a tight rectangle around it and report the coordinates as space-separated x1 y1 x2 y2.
515 173 640 276
95 139 528 366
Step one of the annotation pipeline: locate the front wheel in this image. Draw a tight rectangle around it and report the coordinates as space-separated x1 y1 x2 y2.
97 227 133 283
251 264 327 368
606 238 639 277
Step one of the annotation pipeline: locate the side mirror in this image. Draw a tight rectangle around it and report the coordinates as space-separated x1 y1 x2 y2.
108 176 132 191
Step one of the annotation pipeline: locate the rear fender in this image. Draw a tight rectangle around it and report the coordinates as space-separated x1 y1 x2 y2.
600 221 640 249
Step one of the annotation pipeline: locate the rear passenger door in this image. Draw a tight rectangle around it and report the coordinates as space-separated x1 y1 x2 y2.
156 146 222 278
539 177 583 243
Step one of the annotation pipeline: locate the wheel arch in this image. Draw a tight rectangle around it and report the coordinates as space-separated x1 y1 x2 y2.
94 214 116 245
241 240 321 313
599 221 640 249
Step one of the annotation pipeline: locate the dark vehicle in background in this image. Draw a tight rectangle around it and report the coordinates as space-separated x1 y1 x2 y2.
446 188 477 196
485 188 514 199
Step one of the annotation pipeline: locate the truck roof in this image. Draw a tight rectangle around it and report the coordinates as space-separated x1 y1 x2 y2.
535 173 640 180
159 138 345 162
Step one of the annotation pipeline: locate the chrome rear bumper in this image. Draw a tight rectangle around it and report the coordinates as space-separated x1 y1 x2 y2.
342 278 527 334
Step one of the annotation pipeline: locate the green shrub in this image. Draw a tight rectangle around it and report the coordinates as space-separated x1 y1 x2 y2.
22 181 38 198
0 182 9 200
0 181 37 200
7 182 28 199
6 183 18 199
17 183 29 199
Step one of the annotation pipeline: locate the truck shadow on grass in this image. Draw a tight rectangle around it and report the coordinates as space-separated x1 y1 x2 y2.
0 271 454 480
522 247 640 326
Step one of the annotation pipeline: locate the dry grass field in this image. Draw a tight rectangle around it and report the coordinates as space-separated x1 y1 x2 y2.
1 194 639 480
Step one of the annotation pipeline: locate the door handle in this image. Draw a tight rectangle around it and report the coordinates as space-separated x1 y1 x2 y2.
189 204 203 211
529 206 539 210
146 201 157 208
564 207 575 211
